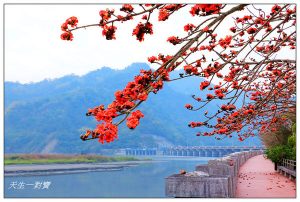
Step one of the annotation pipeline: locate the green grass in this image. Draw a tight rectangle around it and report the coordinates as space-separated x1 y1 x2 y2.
4 154 143 165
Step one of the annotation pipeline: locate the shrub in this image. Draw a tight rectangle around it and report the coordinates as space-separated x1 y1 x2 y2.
265 145 295 163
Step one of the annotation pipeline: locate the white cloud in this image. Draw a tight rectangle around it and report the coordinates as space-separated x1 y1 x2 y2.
5 5 196 83
5 4 294 84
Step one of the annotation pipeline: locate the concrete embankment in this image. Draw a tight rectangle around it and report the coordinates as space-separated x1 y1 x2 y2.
4 161 147 177
165 150 264 198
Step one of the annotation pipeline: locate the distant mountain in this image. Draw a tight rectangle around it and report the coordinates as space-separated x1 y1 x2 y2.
4 63 261 153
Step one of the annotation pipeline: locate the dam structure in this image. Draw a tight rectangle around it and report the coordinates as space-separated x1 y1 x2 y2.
124 146 265 157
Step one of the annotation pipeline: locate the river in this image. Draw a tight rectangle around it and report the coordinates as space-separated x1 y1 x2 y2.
4 156 214 198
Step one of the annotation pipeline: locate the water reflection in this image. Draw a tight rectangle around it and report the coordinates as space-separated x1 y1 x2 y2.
5 156 214 198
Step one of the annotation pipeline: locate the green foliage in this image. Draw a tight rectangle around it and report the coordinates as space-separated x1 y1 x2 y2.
4 154 140 165
265 121 296 163
287 134 296 148
265 145 295 163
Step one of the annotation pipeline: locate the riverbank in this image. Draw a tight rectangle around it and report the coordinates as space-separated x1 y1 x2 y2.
4 161 151 177
236 155 296 198
4 154 142 165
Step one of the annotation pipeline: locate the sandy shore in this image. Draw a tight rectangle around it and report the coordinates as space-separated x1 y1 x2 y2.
4 161 150 177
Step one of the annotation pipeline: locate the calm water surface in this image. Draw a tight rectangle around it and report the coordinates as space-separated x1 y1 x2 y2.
4 156 214 198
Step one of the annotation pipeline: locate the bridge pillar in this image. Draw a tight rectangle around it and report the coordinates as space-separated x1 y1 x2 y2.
219 150 226 157
193 150 199 157
199 150 205 157
206 150 213 157
212 150 219 157
188 150 193 156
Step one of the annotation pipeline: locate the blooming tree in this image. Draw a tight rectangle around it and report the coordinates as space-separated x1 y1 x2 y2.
60 4 296 144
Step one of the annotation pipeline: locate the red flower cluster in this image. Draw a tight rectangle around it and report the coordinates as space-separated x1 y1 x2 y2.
60 16 78 41
167 36 181 45
229 27 236 33
184 65 198 75
200 81 210 90
126 110 144 129
132 22 153 42
247 27 257 34
190 4 222 16
206 94 214 100
81 68 161 142
164 4 183 11
185 104 193 109
271 4 281 14
120 4 134 13
202 26 209 32
99 9 113 21
236 15 252 23
158 4 183 21
189 122 204 128
60 31 74 41
102 25 117 40
158 9 170 21
61 16 78 30
214 89 225 99
217 128 228 134
184 23 196 32
96 122 118 144
147 56 157 63
221 104 236 111
218 35 232 49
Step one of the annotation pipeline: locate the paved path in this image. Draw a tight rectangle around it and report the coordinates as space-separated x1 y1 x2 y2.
236 154 296 198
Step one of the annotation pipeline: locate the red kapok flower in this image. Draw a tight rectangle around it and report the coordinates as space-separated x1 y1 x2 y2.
102 25 117 40
230 27 236 33
184 23 196 32
206 94 214 100
147 56 157 63
271 4 281 14
247 27 257 34
190 4 222 16
96 122 118 144
184 65 198 74
65 16 78 27
158 9 170 21
200 81 210 90
167 36 181 45
132 22 153 42
185 104 193 109
61 22 68 31
202 26 209 32
60 31 74 41
120 4 134 13
126 110 144 129
99 10 112 21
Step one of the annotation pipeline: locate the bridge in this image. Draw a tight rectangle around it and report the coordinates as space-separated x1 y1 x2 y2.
124 146 265 157
125 148 157 156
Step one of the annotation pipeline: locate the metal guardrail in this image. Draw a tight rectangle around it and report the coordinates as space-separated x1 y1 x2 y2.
278 159 296 178
281 159 296 170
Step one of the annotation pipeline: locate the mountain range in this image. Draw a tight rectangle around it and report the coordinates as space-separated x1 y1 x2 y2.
4 63 262 153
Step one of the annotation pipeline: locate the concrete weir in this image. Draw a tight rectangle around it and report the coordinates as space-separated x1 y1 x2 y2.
165 150 264 198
